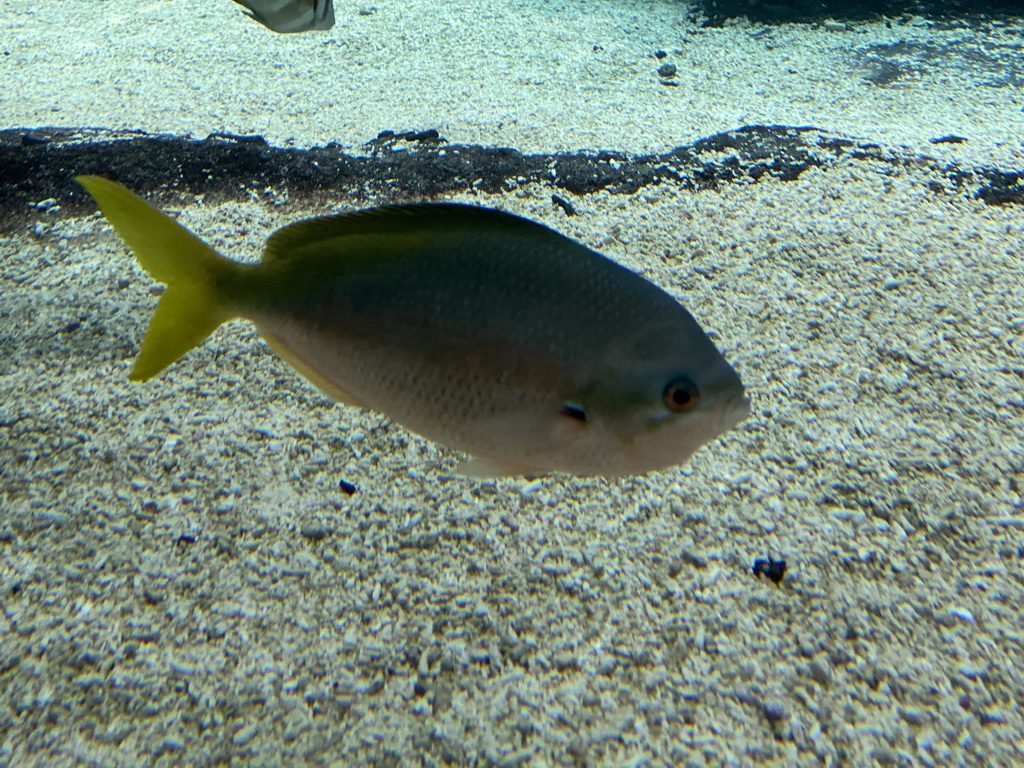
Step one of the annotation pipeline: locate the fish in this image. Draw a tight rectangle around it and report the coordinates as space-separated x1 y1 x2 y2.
232 0 334 33
77 176 749 477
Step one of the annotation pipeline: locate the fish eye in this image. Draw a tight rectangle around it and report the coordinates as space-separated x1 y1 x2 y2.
662 376 699 413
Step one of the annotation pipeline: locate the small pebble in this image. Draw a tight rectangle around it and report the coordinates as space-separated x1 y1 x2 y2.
552 653 578 671
949 607 974 623
762 701 787 723
901 707 927 726
232 724 257 747
168 659 196 676
300 525 328 541
871 746 899 765
213 498 236 514
807 658 832 686
519 479 544 496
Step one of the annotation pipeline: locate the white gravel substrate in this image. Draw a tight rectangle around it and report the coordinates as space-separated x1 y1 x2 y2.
2 158 1023 765
2 0 1023 165
2 0 1024 765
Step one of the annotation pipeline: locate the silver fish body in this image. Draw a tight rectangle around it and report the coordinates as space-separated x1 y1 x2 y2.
243 205 749 476
233 0 334 33
76 176 748 478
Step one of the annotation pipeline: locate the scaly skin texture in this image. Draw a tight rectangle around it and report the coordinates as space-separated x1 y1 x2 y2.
233 206 748 475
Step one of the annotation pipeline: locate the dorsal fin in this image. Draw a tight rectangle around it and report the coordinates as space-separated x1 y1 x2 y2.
261 203 554 263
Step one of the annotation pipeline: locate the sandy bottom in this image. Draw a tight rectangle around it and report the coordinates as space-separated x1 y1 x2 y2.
3 1 1024 165
3 156 1023 765
3 0 1024 765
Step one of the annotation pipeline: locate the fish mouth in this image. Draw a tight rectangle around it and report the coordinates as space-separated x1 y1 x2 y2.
724 393 751 431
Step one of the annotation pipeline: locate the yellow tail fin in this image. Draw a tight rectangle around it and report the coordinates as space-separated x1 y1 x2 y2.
77 176 239 381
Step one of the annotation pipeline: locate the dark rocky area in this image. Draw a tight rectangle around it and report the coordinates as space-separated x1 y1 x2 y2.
0 125 1020 234
693 0 1023 25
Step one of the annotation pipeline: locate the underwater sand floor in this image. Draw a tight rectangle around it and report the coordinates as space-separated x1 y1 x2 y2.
2 0 1024 765
2 160 1023 764
3 0 1024 164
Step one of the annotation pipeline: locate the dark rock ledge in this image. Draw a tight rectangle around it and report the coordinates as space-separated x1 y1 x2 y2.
0 125 1020 233
691 0 1023 25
